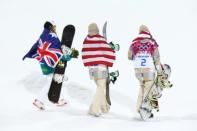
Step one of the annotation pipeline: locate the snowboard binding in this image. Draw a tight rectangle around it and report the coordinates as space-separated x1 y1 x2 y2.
109 70 119 84
53 73 68 84
156 64 173 89
108 42 120 51
107 41 120 84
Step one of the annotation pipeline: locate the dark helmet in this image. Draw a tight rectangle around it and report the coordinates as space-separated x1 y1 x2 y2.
44 20 56 30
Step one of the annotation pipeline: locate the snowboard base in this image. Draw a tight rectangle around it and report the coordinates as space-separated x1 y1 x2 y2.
48 25 75 103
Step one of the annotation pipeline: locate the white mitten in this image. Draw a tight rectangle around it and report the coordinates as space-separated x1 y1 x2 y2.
61 45 72 56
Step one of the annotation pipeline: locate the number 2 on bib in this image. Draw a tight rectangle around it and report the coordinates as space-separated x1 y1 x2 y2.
141 59 146 66
134 54 155 69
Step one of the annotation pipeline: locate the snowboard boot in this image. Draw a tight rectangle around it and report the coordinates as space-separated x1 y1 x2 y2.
56 99 68 107
109 70 119 84
33 99 45 110
88 112 101 117
101 103 110 113
88 105 101 117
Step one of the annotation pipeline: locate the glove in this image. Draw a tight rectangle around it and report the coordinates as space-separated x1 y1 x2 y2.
61 55 71 62
64 55 71 61
62 45 72 55
71 48 79 58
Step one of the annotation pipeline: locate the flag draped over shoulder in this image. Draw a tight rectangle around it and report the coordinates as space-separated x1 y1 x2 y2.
23 29 63 68
82 34 115 67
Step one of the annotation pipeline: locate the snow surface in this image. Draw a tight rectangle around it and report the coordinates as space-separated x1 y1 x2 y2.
0 0 197 131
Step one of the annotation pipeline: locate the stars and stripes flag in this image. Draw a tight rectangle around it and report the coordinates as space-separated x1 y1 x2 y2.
82 34 115 67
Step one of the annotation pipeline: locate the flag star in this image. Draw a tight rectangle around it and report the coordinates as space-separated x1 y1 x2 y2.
50 33 58 38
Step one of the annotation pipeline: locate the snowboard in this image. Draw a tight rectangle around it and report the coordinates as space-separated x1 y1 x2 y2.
102 22 119 105
48 25 75 103
139 64 172 120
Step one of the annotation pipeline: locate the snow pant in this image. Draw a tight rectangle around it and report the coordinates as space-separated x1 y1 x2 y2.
89 78 110 115
135 71 155 112
36 74 65 104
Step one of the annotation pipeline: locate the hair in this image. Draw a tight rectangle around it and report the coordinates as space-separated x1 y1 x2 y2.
88 23 99 35
139 25 150 33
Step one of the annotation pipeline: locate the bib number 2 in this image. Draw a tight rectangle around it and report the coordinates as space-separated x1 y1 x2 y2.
141 59 146 66
134 54 154 68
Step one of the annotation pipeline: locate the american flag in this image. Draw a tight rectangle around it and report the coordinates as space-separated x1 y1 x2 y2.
82 34 115 67
23 29 63 68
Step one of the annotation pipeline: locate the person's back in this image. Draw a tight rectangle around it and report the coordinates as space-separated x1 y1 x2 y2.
23 21 68 110
128 25 161 118
82 23 115 117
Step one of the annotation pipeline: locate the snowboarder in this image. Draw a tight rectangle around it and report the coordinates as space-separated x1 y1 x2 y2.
128 25 163 119
82 23 115 117
23 21 71 110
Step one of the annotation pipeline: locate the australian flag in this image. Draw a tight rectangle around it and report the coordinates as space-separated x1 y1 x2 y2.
23 29 63 68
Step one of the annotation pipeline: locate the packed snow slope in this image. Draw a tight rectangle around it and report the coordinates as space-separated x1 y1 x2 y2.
0 0 197 131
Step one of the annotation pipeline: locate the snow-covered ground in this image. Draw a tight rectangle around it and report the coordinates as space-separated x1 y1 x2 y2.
0 0 197 130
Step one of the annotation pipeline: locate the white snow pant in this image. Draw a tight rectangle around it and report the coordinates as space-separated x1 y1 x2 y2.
89 79 110 115
135 71 155 112
36 74 65 104
136 80 155 112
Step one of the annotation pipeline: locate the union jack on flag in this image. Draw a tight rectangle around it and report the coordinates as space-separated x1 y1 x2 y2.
23 29 63 68
35 39 63 68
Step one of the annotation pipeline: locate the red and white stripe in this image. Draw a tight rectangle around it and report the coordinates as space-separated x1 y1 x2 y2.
82 35 115 67
132 31 152 42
